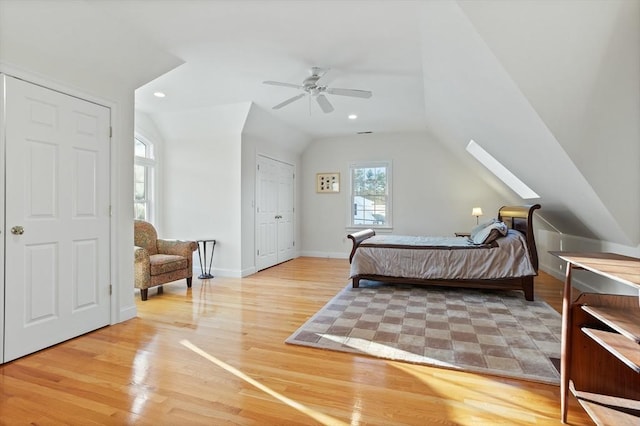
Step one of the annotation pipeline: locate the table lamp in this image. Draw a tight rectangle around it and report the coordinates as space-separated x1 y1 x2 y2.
472 207 483 224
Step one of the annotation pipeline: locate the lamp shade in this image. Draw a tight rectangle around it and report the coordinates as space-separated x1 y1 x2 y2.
472 207 483 217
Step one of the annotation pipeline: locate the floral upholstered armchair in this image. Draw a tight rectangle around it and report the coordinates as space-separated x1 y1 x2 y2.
134 220 198 301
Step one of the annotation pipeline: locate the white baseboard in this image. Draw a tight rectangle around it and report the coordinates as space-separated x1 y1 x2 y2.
193 252 348 279
193 265 246 278
299 250 349 259
240 266 256 277
118 304 137 323
540 263 610 294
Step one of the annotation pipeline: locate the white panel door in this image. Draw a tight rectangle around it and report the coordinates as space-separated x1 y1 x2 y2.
0 77 5 361
255 155 295 271
256 156 278 270
3 76 111 362
276 161 294 263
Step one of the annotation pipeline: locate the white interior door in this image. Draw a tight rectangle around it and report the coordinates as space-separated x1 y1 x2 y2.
0 77 5 362
256 156 278 270
3 76 111 362
276 161 294 263
256 155 294 271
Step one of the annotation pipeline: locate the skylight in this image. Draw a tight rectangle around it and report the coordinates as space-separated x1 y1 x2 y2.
466 140 540 199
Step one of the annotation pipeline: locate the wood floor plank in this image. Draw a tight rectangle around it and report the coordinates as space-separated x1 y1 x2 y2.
0 257 593 425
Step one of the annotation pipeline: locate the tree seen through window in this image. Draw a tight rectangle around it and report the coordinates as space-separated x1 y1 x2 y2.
350 162 391 227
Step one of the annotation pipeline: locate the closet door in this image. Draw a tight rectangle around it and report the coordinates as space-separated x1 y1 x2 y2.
3 76 111 362
276 161 295 263
255 155 295 271
0 77 5 362
256 156 278 270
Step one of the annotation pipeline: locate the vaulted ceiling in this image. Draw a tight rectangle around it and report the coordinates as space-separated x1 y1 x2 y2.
103 0 429 138
418 0 639 246
1 0 637 246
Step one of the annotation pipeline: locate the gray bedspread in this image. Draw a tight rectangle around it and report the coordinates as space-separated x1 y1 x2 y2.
350 230 536 280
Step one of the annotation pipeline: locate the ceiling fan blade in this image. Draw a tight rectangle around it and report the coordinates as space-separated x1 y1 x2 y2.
325 87 372 98
272 93 306 110
316 94 334 113
263 80 304 90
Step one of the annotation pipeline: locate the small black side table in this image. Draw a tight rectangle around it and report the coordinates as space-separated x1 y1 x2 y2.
196 239 216 279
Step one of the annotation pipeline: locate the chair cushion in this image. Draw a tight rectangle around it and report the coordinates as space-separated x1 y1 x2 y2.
149 254 188 276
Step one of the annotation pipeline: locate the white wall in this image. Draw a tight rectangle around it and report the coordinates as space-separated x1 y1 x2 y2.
301 129 639 296
301 132 511 258
459 0 640 245
151 103 251 277
0 0 182 322
148 103 308 277
419 1 639 248
240 104 310 275
417 1 640 297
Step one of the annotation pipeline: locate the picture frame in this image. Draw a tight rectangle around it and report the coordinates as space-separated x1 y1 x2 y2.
316 172 340 193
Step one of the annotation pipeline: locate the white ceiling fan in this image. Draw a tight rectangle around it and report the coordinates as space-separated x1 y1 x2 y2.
263 67 372 113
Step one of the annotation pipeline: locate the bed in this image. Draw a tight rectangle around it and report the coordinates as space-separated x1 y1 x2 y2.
347 204 541 301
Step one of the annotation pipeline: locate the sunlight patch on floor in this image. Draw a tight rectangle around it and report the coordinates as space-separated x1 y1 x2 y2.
180 340 349 426
320 333 458 368
388 361 543 425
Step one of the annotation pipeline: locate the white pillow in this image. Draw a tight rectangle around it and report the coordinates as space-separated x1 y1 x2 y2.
470 218 497 241
471 221 508 244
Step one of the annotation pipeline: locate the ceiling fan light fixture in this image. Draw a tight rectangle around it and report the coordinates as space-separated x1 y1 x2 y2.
263 67 372 114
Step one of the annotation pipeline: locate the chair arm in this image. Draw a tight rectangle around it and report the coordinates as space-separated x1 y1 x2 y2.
134 246 151 290
157 239 198 258
134 246 150 263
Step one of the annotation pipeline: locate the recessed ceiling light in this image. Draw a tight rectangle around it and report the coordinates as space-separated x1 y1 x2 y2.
153 92 166 98
348 114 357 120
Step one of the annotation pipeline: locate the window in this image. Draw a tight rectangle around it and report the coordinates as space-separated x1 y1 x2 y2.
349 161 392 228
134 136 155 221
466 140 539 199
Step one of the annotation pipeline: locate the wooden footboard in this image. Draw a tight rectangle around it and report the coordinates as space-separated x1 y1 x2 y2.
347 228 375 263
350 274 534 301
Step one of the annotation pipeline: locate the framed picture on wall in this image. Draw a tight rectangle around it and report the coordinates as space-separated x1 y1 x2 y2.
316 173 340 193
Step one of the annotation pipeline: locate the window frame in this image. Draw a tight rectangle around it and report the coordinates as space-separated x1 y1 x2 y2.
134 135 156 222
347 160 393 229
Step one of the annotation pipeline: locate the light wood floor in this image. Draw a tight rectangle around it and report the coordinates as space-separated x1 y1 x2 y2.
0 257 593 425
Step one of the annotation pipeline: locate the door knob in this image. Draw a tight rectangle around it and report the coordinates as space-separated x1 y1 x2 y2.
11 225 24 235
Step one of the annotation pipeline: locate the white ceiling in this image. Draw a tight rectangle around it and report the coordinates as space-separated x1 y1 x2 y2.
3 0 635 245
102 0 639 245
100 0 428 139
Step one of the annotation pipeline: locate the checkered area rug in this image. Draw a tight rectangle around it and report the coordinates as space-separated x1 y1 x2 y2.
286 283 562 385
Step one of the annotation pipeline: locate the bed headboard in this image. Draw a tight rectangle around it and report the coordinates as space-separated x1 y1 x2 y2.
498 204 541 271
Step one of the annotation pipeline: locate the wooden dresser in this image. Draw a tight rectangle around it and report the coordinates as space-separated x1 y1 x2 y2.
551 252 640 425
